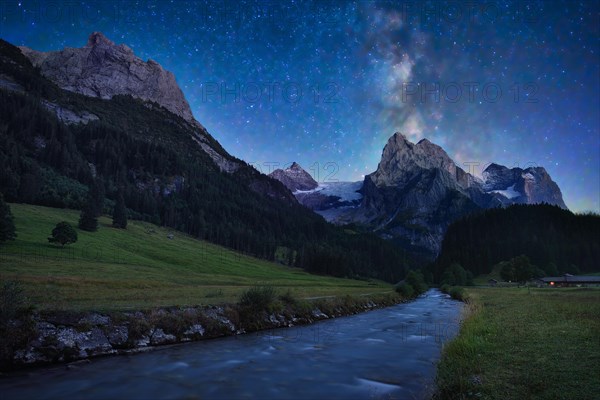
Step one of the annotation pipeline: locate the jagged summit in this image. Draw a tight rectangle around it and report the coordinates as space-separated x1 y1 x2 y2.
18 32 195 124
269 162 319 192
371 132 469 189
482 163 566 208
337 132 569 255
86 31 115 47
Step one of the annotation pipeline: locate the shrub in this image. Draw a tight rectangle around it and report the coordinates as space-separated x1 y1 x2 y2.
279 289 298 306
396 282 415 298
150 311 187 337
292 299 313 317
439 284 468 301
222 306 240 328
127 316 151 345
440 263 473 286
0 281 28 326
0 281 35 369
0 194 16 245
239 286 277 310
405 270 428 295
448 287 468 302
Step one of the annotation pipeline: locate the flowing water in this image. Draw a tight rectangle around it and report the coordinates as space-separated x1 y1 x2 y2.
1 289 463 400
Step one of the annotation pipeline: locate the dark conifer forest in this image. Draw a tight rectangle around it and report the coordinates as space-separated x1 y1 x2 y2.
433 204 600 279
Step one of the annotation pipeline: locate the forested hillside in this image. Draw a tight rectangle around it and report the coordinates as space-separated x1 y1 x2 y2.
433 204 600 279
0 39 414 282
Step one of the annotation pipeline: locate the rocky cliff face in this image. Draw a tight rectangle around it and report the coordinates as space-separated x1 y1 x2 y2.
269 162 319 192
369 134 473 190
482 163 567 208
19 32 195 123
353 133 479 254
270 137 567 257
14 33 296 202
326 133 568 257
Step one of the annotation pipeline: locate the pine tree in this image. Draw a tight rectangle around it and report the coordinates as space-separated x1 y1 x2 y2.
79 201 98 232
0 193 16 244
79 178 104 232
112 189 127 229
89 178 105 217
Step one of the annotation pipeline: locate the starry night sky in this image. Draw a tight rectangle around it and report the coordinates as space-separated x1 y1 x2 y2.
1 0 598 212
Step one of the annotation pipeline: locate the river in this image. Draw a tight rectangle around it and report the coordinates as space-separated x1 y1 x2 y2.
0 289 463 400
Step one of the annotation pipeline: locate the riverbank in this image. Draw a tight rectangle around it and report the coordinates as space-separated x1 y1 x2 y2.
1 291 403 371
434 287 600 399
1 289 462 400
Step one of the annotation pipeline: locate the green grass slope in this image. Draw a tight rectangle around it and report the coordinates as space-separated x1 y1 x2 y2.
0 204 391 311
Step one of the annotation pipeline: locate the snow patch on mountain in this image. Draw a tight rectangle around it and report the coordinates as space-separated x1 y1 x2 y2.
522 172 536 181
295 181 362 202
490 184 521 199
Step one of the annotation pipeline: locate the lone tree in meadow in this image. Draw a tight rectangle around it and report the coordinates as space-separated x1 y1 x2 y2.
112 189 127 229
0 193 16 245
48 221 78 247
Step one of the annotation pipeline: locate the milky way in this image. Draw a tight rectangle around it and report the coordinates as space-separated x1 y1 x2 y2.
1 0 598 211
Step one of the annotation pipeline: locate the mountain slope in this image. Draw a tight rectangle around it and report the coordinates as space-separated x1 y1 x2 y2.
16 32 249 175
269 162 318 191
0 35 412 282
1 203 392 310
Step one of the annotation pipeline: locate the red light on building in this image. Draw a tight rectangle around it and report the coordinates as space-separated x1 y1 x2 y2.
550 281 555 286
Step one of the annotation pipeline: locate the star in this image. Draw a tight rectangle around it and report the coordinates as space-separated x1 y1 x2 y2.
2 0 597 212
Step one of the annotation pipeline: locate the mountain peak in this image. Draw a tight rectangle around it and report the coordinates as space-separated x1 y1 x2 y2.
371 133 463 188
389 132 412 146
87 31 114 47
483 163 507 172
19 32 196 124
482 163 566 208
269 163 318 192
359 132 568 255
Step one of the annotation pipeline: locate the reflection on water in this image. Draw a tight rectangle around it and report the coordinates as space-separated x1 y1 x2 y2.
1 289 462 400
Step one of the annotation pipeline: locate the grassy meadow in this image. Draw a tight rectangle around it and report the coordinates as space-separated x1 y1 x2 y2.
0 204 392 311
435 287 600 399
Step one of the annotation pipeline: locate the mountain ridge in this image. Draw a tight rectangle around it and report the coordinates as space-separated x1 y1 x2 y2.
271 133 567 257
17 32 252 175
0 34 412 281
19 32 196 124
